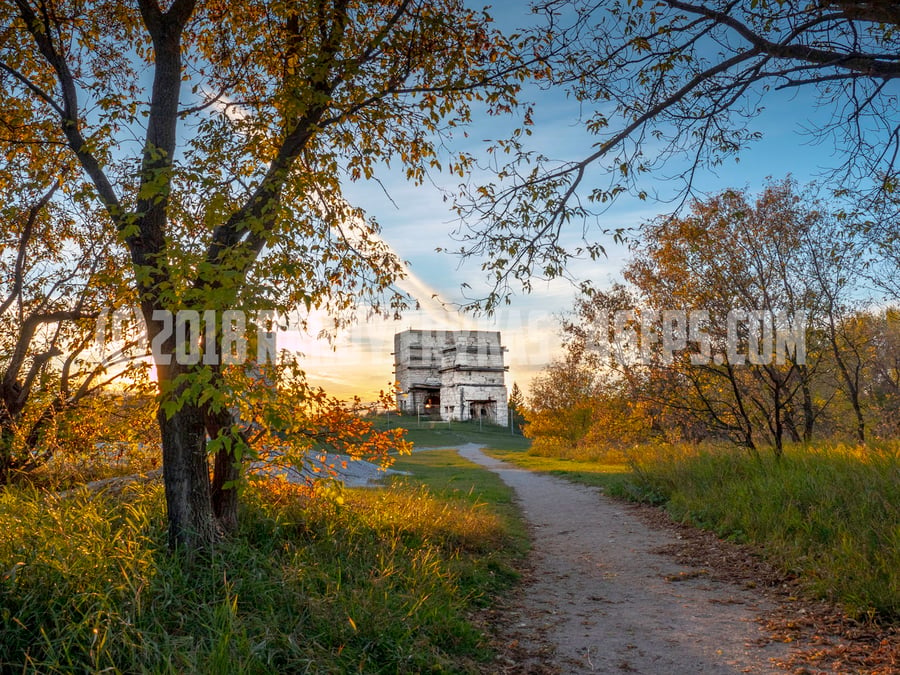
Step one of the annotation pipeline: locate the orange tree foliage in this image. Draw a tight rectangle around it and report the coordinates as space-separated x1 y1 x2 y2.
523 347 659 460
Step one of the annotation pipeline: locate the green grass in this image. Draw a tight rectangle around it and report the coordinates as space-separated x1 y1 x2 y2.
482 447 631 494
392 449 528 551
0 452 526 673
371 414 530 452
382 416 532 552
629 441 900 620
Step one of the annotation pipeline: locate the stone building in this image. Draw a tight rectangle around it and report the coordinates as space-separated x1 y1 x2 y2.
393 329 508 426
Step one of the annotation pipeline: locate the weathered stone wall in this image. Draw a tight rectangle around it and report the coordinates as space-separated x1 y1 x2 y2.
394 329 509 426
393 330 451 414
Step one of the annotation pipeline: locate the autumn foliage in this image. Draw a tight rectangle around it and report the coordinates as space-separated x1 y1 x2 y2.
525 180 900 458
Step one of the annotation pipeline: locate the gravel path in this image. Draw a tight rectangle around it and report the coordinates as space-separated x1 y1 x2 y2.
457 443 790 674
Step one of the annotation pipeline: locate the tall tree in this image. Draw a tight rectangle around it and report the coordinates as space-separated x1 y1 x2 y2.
527 283 670 455
624 181 838 454
524 351 600 454
800 218 871 441
2 0 522 550
540 181 892 452
865 307 900 437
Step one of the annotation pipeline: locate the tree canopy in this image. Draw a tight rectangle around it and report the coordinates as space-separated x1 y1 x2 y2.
527 180 900 456
456 0 900 308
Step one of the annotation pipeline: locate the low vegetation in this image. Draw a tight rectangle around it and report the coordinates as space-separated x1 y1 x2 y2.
0 446 525 673
498 436 900 622
629 441 900 620
484 447 630 494
371 414 530 453
392 449 528 549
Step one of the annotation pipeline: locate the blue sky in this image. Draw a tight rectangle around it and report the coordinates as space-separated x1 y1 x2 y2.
287 3 849 401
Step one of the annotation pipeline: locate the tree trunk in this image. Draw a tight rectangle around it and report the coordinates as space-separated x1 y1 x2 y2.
742 428 757 456
206 405 243 535
828 320 866 443
211 444 241 533
783 404 801 443
772 385 784 459
200 353 247 535
25 404 56 451
0 380 25 484
800 373 815 442
845 373 865 442
723 363 757 457
0 427 13 485
159 402 218 551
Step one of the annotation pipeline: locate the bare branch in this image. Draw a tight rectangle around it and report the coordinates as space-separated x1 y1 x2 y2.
0 179 61 316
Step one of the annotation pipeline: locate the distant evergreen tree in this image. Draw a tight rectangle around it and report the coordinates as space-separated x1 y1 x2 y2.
508 382 526 434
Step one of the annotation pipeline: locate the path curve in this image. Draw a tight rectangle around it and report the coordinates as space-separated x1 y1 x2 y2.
457 443 789 674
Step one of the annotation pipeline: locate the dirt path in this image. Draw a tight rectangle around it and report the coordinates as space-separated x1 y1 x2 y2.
457 444 790 674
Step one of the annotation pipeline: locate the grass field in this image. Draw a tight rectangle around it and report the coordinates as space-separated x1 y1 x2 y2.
490 435 900 621
371 414 530 452
0 442 526 673
482 447 631 494
628 441 900 620
392 449 528 548
9 408 894 671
